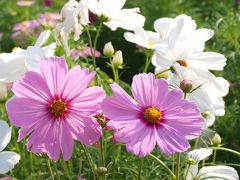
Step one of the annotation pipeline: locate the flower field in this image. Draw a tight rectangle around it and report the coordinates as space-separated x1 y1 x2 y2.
0 0 240 180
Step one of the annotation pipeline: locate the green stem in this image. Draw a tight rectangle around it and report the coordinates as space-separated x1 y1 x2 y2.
143 53 151 73
212 148 217 164
53 163 61 180
213 147 240 156
155 68 171 78
112 144 122 180
184 164 190 180
194 138 199 149
149 154 176 180
171 155 175 172
138 158 144 180
99 137 105 167
80 143 97 180
176 153 181 180
47 160 55 180
92 22 103 71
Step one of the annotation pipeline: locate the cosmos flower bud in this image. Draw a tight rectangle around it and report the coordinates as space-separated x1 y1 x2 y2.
113 50 123 67
180 79 193 93
103 42 114 58
96 167 108 175
212 133 222 146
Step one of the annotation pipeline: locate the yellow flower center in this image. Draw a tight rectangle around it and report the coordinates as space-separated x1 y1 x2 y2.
148 41 155 46
50 99 67 116
176 60 188 67
144 107 162 123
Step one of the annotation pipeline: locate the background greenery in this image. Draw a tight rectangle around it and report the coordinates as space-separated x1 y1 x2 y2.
0 0 239 179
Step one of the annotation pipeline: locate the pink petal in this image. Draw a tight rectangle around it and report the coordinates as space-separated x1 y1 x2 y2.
164 100 203 140
131 73 169 107
59 120 74 161
155 123 190 154
62 66 95 102
67 114 102 146
7 97 49 127
70 86 105 116
39 57 68 98
12 71 52 102
102 83 140 123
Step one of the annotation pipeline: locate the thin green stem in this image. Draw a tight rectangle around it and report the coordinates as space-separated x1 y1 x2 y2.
112 144 122 180
155 68 171 78
47 160 55 180
213 147 240 156
99 137 105 167
212 148 217 164
80 143 97 180
138 158 144 180
53 163 61 180
149 154 176 180
194 138 199 149
93 22 103 71
172 155 175 173
143 53 151 73
176 153 181 180
115 67 119 83
184 164 190 180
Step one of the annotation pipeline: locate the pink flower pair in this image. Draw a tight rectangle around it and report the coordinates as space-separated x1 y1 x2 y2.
7 57 203 160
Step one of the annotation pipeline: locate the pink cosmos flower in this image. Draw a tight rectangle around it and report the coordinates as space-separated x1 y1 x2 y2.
17 0 35 7
7 57 105 161
38 13 61 27
101 73 203 157
71 47 101 60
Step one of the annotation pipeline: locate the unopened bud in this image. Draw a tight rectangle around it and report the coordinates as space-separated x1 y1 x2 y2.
96 167 108 175
113 51 123 67
180 79 193 93
212 133 222 146
103 42 114 58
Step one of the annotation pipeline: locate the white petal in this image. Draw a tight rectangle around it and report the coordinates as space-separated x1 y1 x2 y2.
0 120 11 152
0 49 27 83
188 52 227 71
187 148 213 163
154 48 174 69
186 164 199 180
99 0 126 15
154 17 174 38
83 0 101 16
104 8 145 31
204 113 216 128
34 30 51 47
0 151 20 174
25 47 46 72
197 166 239 180
79 1 90 25
0 83 8 100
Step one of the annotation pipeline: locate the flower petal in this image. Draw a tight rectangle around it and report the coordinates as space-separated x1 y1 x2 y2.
0 151 20 174
0 121 11 152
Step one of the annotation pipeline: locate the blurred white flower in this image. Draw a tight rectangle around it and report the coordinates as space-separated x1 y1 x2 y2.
0 30 56 84
83 0 145 31
55 0 89 55
187 148 213 164
124 27 161 49
153 14 229 100
0 120 20 174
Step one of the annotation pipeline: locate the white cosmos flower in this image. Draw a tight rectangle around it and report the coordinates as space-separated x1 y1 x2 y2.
0 30 56 84
55 0 89 55
168 64 226 117
83 0 145 31
186 149 239 180
153 14 229 99
124 27 161 49
0 120 20 174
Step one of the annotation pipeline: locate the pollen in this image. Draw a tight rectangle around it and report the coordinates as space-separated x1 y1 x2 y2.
50 99 67 116
176 60 188 67
148 41 155 46
144 107 162 123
